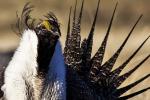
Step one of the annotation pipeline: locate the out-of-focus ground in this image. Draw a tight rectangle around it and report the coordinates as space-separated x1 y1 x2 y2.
0 0 149 99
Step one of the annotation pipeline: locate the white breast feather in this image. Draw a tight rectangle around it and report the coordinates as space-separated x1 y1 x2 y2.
1 30 66 100
2 29 38 100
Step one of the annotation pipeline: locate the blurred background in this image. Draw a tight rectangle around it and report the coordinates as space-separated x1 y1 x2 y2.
0 0 149 99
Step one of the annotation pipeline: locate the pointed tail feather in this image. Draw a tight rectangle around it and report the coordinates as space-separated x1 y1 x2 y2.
64 0 82 67
81 38 88 67
112 54 150 88
77 0 84 26
64 7 72 64
118 87 150 100
100 15 143 76
72 0 77 31
86 0 100 63
71 0 82 47
64 7 72 58
64 1 149 99
110 35 150 80
76 0 84 46
65 0 84 70
81 0 100 73
90 2 118 79
65 7 72 47
114 74 150 97
81 39 87 52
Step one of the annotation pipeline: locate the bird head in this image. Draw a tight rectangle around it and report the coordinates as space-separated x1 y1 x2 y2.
11 3 62 75
34 14 61 75
1 3 63 100
35 14 61 48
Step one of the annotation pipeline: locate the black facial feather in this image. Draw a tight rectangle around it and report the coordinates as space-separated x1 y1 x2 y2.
45 12 61 35
35 14 61 77
36 31 59 77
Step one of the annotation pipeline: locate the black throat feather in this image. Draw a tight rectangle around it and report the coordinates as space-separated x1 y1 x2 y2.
37 37 58 77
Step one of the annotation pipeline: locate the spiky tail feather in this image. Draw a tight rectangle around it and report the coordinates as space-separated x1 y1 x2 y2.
64 0 149 99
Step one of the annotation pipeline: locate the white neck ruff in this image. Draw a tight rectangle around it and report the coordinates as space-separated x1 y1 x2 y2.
2 29 38 100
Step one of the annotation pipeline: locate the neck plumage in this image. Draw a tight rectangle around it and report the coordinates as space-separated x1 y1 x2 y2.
42 40 66 100
2 29 38 100
2 29 66 100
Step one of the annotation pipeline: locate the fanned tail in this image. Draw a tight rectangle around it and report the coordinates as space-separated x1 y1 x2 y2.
109 35 150 80
64 0 83 71
81 0 100 75
90 2 118 81
64 0 149 99
118 87 150 100
64 7 72 58
112 54 150 88
114 74 150 97
99 15 143 77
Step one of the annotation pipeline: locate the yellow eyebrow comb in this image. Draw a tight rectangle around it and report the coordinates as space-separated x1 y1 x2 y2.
41 20 52 31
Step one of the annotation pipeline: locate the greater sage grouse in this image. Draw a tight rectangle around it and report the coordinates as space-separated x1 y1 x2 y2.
0 0 150 100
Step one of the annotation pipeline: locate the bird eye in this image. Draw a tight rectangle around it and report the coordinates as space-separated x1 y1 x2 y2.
51 27 57 32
